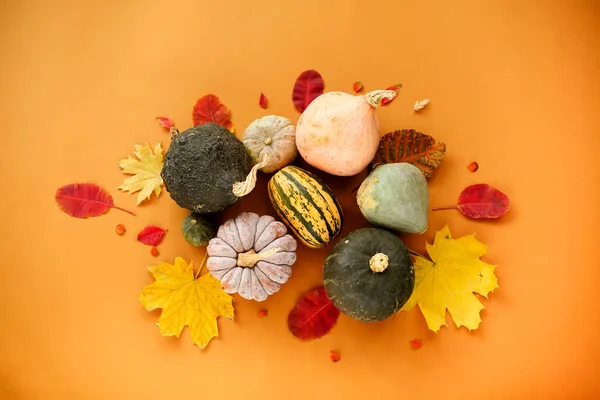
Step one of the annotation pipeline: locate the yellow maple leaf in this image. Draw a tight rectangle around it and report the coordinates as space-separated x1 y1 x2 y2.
139 257 234 349
401 226 498 332
118 142 164 205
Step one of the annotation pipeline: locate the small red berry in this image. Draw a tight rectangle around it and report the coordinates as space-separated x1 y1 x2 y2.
150 246 159 257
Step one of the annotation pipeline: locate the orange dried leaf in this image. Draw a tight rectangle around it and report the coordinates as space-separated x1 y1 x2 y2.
192 94 234 132
467 162 479 172
115 224 126 235
371 129 446 179
380 84 402 106
330 351 340 362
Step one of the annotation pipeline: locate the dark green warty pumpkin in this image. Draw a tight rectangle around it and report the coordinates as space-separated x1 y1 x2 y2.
323 228 415 322
161 123 252 213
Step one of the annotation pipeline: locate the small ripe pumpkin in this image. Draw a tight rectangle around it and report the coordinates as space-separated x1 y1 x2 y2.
357 163 429 234
268 165 343 248
233 115 299 197
323 228 415 322
295 89 397 176
161 123 252 213
243 115 298 174
181 212 216 247
206 212 297 302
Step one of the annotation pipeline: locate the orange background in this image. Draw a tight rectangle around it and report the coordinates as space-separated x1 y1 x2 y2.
1 1 599 399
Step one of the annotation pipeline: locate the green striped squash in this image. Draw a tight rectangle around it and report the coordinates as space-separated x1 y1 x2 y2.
268 166 343 248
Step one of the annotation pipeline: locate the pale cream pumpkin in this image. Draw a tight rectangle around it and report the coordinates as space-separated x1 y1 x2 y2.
232 116 298 197
206 212 297 302
295 89 397 177
243 115 297 173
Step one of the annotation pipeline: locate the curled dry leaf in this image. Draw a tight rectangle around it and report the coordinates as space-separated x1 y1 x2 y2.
352 81 364 93
330 351 341 362
118 142 164 205
192 94 234 133
380 84 402 106
371 129 447 179
139 257 234 350
401 226 498 332
137 226 167 246
156 117 174 130
288 286 340 340
432 184 510 219
115 224 126 235
55 183 135 218
259 93 268 109
412 99 430 113
292 69 324 112
467 162 479 172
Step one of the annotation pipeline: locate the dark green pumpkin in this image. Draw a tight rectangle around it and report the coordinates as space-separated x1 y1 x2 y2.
181 213 216 247
323 228 415 322
161 123 252 213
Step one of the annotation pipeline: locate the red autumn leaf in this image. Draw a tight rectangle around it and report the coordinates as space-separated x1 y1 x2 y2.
55 183 135 218
259 93 268 109
409 339 422 349
288 286 340 340
192 94 234 132
352 81 364 93
137 226 167 246
432 184 510 219
292 69 324 112
156 117 174 130
380 83 402 106
467 161 479 172
330 351 341 362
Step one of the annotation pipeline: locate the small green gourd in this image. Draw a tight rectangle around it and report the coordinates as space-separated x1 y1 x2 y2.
181 213 216 247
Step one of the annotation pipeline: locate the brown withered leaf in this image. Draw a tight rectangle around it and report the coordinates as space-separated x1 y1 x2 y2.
371 129 446 179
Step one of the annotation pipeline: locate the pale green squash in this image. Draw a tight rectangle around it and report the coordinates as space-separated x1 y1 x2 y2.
356 163 429 234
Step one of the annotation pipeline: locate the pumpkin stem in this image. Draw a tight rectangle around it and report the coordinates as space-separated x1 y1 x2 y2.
365 90 397 108
237 247 281 268
232 153 271 198
369 253 389 273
